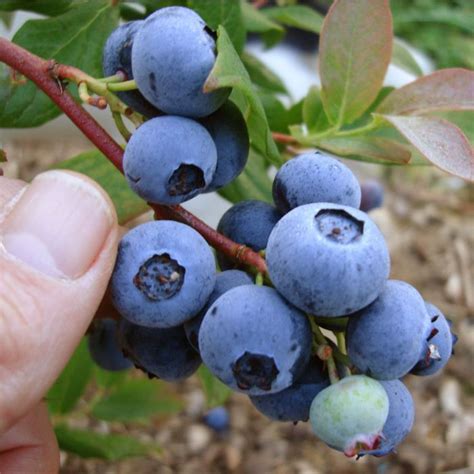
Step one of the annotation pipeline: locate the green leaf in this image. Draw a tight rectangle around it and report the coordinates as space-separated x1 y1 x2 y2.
54 150 148 224
319 136 412 165
54 424 160 460
0 11 15 28
0 0 74 15
241 1 284 47
337 86 393 132
262 5 324 34
135 0 188 13
94 367 129 389
0 148 6 162
380 114 474 181
205 26 280 165
287 98 304 126
189 0 246 54
443 34 474 70
303 86 330 133
241 52 287 95
218 148 273 204
377 69 474 115
259 92 288 133
0 1 119 128
346 86 394 130
119 3 147 21
47 339 94 415
393 3 474 71
197 365 232 408
319 0 393 126
91 379 182 422
391 38 423 77
394 7 474 33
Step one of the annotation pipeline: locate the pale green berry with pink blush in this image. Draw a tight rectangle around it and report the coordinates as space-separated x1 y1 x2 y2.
309 375 389 457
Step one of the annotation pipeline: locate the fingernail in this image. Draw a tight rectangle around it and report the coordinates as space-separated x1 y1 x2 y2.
1 171 114 279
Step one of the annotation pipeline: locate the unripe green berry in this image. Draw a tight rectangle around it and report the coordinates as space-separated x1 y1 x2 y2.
309 375 389 457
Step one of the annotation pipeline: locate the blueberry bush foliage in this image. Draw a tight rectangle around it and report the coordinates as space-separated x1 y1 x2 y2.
0 0 472 462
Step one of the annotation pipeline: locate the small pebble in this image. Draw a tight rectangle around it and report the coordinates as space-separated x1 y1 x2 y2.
186 424 211 454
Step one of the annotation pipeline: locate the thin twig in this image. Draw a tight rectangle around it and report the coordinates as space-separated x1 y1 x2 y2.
272 131 299 145
0 37 268 275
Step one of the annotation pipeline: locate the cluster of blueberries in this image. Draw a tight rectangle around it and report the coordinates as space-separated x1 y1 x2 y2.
90 149 456 458
89 5 457 460
103 6 248 202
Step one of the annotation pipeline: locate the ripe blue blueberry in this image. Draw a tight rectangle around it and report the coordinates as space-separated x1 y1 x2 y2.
200 101 249 192
309 375 389 457
88 319 133 372
266 203 390 316
347 280 432 380
132 6 230 117
123 116 217 204
118 319 201 381
249 357 329 422
359 379 415 457
199 285 312 396
360 179 384 212
411 302 457 376
216 200 282 270
272 152 361 214
184 270 253 352
203 407 230 433
110 221 216 328
102 21 159 117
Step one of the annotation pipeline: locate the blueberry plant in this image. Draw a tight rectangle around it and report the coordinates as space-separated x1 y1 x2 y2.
0 0 472 462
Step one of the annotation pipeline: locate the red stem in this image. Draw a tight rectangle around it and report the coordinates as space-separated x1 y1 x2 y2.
271 131 298 144
154 205 266 273
0 38 124 171
0 37 267 274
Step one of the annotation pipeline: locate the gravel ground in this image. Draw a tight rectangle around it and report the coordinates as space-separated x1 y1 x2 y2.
2 137 473 474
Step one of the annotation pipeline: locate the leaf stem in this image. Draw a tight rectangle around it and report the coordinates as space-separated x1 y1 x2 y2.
107 79 138 92
312 125 340 140
336 331 347 354
324 351 339 384
335 119 381 138
334 332 351 377
331 347 352 368
78 81 107 109
0 37 268 276
57 65 144 127
288 117 381 149
112 112 132 142
98 72 127 83
310 318 340 384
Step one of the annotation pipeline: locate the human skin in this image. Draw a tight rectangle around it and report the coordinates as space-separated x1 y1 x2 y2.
0 171 120 471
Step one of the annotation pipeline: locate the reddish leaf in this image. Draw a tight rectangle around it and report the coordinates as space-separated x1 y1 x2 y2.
318 0 392 126
377 69 474 115
381 115 474 181
319 136 411 164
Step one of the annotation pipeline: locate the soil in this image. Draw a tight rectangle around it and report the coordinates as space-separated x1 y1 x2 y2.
2 136 473 474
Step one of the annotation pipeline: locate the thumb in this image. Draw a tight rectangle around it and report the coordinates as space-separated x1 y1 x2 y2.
0 170 119 433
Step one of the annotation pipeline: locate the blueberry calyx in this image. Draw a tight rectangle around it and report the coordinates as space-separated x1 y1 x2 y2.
167 164 205 196
232 351 280 391
133 253 185 301
315 209 364 244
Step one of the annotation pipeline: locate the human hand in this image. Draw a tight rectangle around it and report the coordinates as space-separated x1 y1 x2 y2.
0 170 119 472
